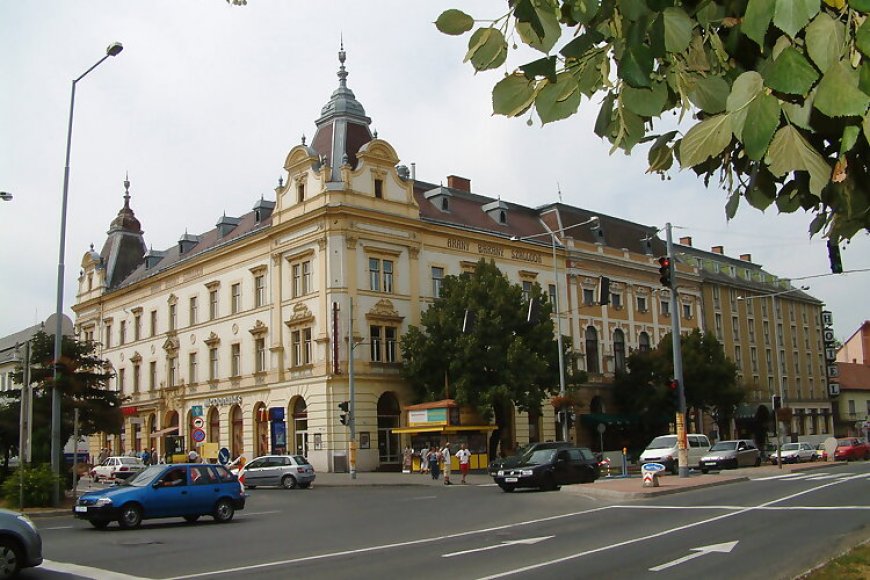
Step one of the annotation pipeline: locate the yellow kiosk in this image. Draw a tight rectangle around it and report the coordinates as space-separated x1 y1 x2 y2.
391 399 496 472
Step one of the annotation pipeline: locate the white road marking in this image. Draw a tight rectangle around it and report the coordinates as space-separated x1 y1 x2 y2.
443 536 554 558
239 510 282 516
41 559 150 580
40 525 76 530
805 473 855 481
752 473 819 481
649 540 738 572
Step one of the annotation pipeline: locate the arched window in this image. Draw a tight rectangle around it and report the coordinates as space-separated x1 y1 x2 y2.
208 407 220 445
254 403 269 456
585 326 600 374
377 392 401 464
639 331 651 352
230 405 243 459
613 329 626 372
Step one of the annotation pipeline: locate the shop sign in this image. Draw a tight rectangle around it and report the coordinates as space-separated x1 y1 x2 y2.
205 395 243 407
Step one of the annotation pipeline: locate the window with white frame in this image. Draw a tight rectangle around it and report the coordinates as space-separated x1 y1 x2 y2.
169 303 177 331
189 296 198 326
189 352 198 384
291 328 312 366
168 356 177 387
150 310 157 337
255 338 266 372
133 363 140 393
231 283 242 314
255 274 266 307
682 302 692 319
292 260 312 298
660 299 670 316
134 314 141 341
368 258 394 293
118 367 126 391
209 347 219 381
611 293 622 309
583 288 595 306
105 323 113 348
231 344 241 376
521 280 533 302
431 266 444 298
636 295 647 312
119 321 126 345
149 361 157 390
209 289 219 320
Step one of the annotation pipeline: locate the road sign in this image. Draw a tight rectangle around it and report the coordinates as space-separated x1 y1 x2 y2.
191 428 206 443
218 447 231 465
828 382 840 396
192 405 204 417
192 417 205 429
641 462 665 472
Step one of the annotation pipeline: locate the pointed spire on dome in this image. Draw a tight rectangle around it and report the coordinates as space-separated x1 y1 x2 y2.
123 172 131 209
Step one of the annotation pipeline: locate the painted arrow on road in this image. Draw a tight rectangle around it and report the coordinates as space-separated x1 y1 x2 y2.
442 536 554 558
649 541 739 572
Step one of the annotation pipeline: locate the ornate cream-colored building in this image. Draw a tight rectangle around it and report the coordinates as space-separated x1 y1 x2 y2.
74 49 705 471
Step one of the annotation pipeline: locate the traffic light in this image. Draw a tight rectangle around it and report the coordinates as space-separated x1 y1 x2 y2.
668 379 679 405
567 411 576 431
658 256 672 288
597 276 611 305
827 240 843 274
338 401 350 426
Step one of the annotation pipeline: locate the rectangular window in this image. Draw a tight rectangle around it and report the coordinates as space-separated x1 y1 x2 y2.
750 347 758 373
209 347 219 381
522 281 533 302
714 313 723 339
189 296 198 326
291 329 312 366
255 275 266 307
118 368 126 391
370 325 382 362
255 338 266 372
682 303 692 319
374 178 383 198
133 364 140 393
732 316 740 341
763 321 770 345
168 357 177 387
231 283 241 314
169 303 177 331
611 293 622 308
584 288 595 306
385 327 397 363
134 314 141 341
297 183 305 203
149 361 157 390
302 261 311 295
209 290 219 320
304 328 312 364
189 352 198 384
432 267 444 298
383 260 394 293
369 258 381 292
231 344 241 376
150 311 157 337
292 261 311 298
636 296 647 312
292 330 302 366
730 288 737 311
748 319 755 343
105 324 112 348
734 345 742 365
119 321 126 345
660 300 670 316
777 323 784 346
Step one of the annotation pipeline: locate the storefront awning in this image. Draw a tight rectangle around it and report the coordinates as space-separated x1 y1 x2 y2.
580 413 639 427
390 425 498 435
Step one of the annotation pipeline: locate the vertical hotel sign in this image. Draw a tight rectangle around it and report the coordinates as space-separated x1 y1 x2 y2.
822 310 839 397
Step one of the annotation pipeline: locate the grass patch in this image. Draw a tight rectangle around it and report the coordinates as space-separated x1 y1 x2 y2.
801 541 870 580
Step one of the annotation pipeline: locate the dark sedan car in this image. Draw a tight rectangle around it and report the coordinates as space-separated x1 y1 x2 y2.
488 441 573 476
492 447 600 492
74 464 245 529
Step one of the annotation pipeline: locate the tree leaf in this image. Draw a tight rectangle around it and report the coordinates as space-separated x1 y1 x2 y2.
466 28 508 71
773 0 820 39
679 114 734 168
782 88 816 130
570 0 601 25
742 0 775 48
741 94 782 160
745 179 775 210
435 9 474 36
536 73 582 124
516 2 562 53
806 12 846 73
560 30 605 59
857 18 870 58
513 0 544 39
725 191 740 220
775 181 802 213
863 111 870 144
823 0 845 8
687 76 730 114
572 51 606 96
594 93 616 138
763 47 819 96
622 81 668 117
814 61 870 118
618 43 653 88
663 7 695 53
840 125 860 155
849 0 870 13
492 73 539 117
767 125 831 196
726 71 765 112
521 56 558 83
619 0 651 21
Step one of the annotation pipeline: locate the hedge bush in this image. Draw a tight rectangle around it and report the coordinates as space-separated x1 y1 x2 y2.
0 464 61 508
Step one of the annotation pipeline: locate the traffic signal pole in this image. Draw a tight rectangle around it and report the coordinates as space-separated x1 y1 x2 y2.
665 223 690 478
348 298 357 480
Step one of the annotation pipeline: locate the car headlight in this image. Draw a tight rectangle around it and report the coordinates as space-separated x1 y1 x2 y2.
521 470 534 476
16 514 37 532
94 497 113 507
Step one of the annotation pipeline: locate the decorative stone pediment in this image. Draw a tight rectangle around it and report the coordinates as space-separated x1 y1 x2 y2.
130 351 142 364
365 299 403 323
204 332 221 347
248 320 268 337
285 302 315 328
162 338 179 354
167 293 178 305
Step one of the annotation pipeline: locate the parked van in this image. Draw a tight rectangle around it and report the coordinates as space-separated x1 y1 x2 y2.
639 434 711 474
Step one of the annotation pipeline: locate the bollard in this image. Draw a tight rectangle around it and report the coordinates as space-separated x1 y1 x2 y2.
641 463 665 488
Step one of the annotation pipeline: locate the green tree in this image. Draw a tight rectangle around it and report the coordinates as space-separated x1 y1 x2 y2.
437 1 870 242
7 331 123 466
614 328 744 441
400 259 571 458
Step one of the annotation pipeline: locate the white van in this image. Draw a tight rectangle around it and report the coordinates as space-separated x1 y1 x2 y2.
639 434 711 474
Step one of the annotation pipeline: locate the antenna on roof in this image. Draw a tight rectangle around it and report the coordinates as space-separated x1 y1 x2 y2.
557 181 562 203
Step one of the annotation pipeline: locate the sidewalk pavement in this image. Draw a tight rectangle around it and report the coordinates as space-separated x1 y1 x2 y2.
20 460 850 518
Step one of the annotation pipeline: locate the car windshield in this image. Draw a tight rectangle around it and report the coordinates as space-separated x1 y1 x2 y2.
782 443 799 451
710 441 738 451
837 439 853 447
119 457 141 465
647 436 677 450
127 465 166 487
524 449 556 465
293 456 310 465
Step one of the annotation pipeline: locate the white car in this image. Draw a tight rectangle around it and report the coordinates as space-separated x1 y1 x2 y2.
90 456 145 482
770 442 817 464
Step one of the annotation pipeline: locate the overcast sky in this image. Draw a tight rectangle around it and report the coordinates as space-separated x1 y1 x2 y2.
2 1 868 343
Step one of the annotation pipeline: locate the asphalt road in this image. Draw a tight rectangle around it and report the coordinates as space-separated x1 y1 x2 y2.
22 463 870 580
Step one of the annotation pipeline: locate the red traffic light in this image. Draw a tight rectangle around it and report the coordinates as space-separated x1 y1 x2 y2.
658 256 672 288
668 379 679 390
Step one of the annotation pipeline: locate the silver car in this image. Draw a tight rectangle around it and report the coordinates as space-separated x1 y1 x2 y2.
240 455 315 489
700 439 761 473
0 509 43 578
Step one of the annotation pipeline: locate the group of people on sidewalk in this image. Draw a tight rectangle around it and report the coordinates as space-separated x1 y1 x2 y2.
403 442 471 485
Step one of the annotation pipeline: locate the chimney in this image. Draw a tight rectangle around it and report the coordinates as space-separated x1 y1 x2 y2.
679 236 693 246
447 175 471 192
740 253 752 262
711 245 724 254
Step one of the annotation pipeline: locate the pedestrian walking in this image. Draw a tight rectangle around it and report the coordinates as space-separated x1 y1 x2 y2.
150 447 158 465
428 445 440 480
141 448 151 465
402 445 413 473
98 448 109 464
456 442 471 484
440 442 452 485
419 443 430 474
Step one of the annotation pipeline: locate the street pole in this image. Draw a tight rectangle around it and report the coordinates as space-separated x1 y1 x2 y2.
551 234 568 443
52 43 123 506
665 223 689 478
771 294 784 470
17 340 32 510
348 297 357 480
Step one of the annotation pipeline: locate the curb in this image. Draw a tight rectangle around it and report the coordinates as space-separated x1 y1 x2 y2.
561 476 749 500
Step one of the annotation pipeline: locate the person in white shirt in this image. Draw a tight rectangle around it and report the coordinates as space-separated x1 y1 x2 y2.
455 442 472 484
440 442 453 485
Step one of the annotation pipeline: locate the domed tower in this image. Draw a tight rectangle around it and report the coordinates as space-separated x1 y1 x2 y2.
310 42 374 182
99 175 146 289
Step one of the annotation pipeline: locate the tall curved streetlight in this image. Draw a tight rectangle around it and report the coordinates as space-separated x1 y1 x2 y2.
52 42 123 505
511 215 600 442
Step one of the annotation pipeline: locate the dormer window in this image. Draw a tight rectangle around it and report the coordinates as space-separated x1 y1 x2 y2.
441 198 449 211
482 199 509 225
374 179 383 199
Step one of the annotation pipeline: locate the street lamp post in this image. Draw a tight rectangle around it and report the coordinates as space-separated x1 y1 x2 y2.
52 42 123 505
512 215 599 442
14 341 33 509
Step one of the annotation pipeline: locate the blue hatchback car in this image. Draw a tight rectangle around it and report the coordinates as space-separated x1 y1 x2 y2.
73 463 245 529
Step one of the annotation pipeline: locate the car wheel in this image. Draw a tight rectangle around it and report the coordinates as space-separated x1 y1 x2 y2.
89 519 110 529
701 467 709 474
0 537 22 579
118 504 143 529
213 499 235 523
499 484 515 493
281 475 298 490
299 482 311 489
183 515 200 523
